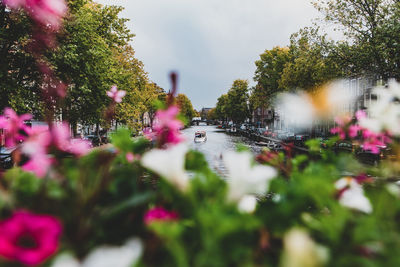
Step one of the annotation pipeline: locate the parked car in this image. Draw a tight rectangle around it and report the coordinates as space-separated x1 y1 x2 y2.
356 146 395 165
294 134 310 147
0 146 16 169
334 141 357 153
254 128 266 135
275 130 288 140
265 130 277 138
84 135 109 147
280 132 295 142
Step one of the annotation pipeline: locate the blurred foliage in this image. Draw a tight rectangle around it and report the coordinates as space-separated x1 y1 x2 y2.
0 128 399 266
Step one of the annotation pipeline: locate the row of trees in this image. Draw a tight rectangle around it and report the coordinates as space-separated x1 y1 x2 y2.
0 0 196 132
214 0 400 124
214 80 250 124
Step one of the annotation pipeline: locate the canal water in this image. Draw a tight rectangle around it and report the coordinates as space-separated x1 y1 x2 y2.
182 124 263 176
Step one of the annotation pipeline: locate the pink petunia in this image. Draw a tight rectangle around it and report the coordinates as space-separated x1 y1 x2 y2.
355 110 367 121
330 115 352 140
0 210 62 266
106 85 126 103
20 124 90 177
0 108 32 148
144 207 179 225
22 155 53 178
21 127 52 178
360 129 390 154
348 125 361 138
68 138 91 156
152 105 184 145
126 152 135 163
51 123 90 156
4 0 67 31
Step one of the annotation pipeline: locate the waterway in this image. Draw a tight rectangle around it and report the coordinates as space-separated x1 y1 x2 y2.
182 124 263 175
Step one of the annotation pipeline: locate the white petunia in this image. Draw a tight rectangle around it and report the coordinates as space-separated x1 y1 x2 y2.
141 143 189 191
358 81 400 135
282 228 329 267
237 195 257 213
276 92 314 128
276 80 356 129
335 177 372 214
223 151 277 203
52 238 143 267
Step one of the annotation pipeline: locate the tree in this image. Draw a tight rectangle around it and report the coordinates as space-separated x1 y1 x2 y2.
50 1 136 131
140 83 166 127
215 94 228 122
253 46 290 107
206 108 216 121
226 80 249 124
279 28 344 91
176 93 195 125
313 0 400 80
0 4 44 116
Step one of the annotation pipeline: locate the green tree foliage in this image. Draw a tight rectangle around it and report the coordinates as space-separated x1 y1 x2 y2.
176 93 196 125
313 0 400 80
140 82 166 127
279 28 344 91
51 2 134 127
1 0 157 130
253 47 290 108
113 44 151 130
226 79 249 123
215 94 228 122
0 5 44 116
206 108 216 121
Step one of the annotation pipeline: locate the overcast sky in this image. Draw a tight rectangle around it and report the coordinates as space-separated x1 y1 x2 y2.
96 0 320 110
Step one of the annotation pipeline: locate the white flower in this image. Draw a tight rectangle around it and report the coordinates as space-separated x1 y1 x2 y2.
141 143 189 191
335 177 372 214
276 80 356 128
223 151 277 202
276 92 314 128
237 195 257 213
358 81 400 135
52 238 143 267
282 228 328 267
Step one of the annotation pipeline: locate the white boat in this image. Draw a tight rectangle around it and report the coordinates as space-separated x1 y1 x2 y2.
194 131 207 143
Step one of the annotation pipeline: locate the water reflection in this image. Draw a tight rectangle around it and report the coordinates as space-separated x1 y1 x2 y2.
182 125 262 175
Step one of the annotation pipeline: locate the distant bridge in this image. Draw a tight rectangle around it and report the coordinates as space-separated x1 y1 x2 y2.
191 118 214 125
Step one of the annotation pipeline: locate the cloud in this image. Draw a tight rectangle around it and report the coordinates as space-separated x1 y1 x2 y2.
96 0 319 109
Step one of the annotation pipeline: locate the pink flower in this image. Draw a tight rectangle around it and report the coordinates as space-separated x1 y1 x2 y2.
360 129 390 154
0 108 32 147
330 114 362 140
153 106 184 145
0 210 62 266
355 110 367 120
21 127 52 178
348 125 361 138
51 123 90 156
330 115 353 140
68 138 91 156
107 85 126 103
4 0 67 31
330 126 346 140
22 155 53 178
20 124 90 177
144 207 178 225
126 152 135 162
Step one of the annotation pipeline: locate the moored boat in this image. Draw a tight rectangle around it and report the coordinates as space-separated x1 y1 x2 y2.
194 131 207 143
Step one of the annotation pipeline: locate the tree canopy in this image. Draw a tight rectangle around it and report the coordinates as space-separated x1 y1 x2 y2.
176 93 196 125
0 0 172 132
